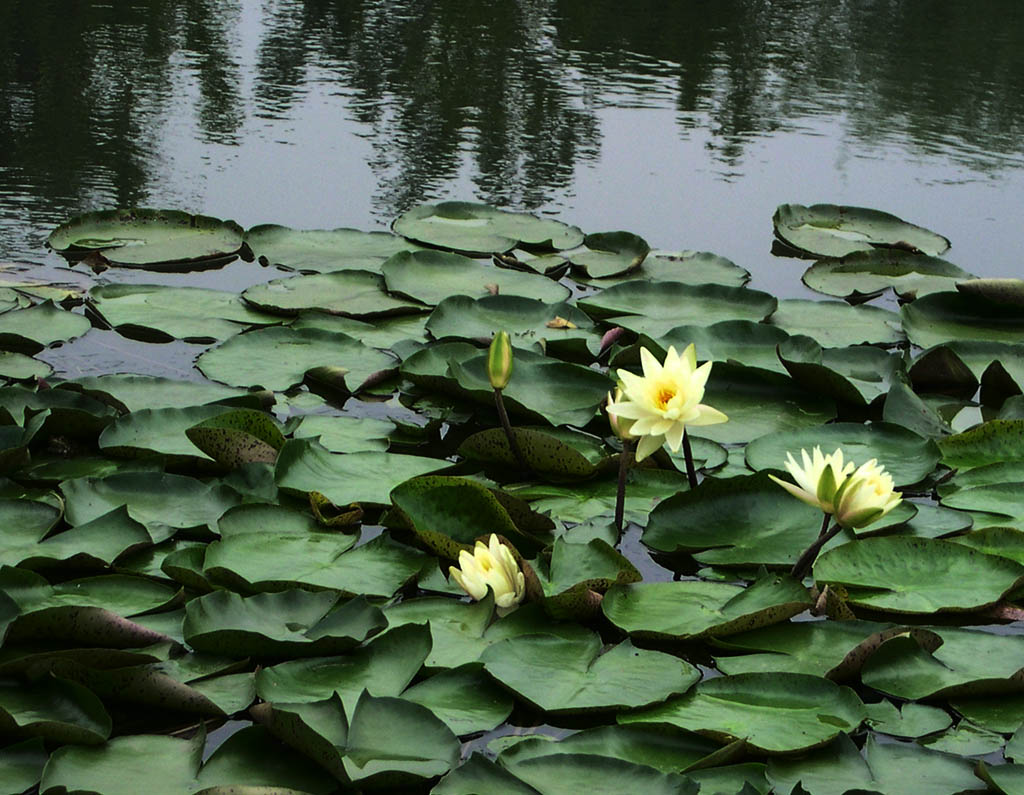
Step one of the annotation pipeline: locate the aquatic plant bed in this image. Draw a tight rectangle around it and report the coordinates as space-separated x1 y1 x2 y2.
1 201 1022 793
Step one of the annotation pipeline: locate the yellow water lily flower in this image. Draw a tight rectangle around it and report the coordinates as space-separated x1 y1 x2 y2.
606 344 728 462
768 446 854 514
833 458 902 529
449 534 526 612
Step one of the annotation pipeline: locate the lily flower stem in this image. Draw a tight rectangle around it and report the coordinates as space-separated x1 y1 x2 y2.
682 428 698 489
493 388 530 473
615 438 634 533
790 514 842 581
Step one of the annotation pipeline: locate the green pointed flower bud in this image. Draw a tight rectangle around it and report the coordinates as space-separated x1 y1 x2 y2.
488 330 513 389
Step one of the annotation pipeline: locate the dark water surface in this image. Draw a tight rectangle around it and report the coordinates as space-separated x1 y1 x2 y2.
2 0 1023 303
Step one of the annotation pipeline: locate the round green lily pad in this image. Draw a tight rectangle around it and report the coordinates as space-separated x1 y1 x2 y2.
802 249 974 301
244 224 425 272
393 201 584 255
773 203 950 258
47 208 244 267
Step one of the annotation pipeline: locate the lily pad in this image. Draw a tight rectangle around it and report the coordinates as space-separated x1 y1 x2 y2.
813 536 1024 613
183 590 386 658
576 249 749 288
768 298 904 347
47 208 244 267
0 301 92 354
244 224 424 272
902 290 1024 348
579 281 776 338
567 231 650 279
690 362 837 445
713 618 901 678
241 270 424 317
392 201 584 254
479 633 699 713
643 320 792 374
88 284 277 342
425 295 595 357
63 374 263 413
862 627 1024 699
197 326 397 393
938 420 1024 469
802 249 974 301
383 249 570 305
777 336 900 405
772 203 950 258
644 473 833 568
602 573 811 640
622 672 865 754
458 426 609 480
275 438 448 507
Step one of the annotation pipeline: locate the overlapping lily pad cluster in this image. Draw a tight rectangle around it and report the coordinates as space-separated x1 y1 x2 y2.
0 201 1022 792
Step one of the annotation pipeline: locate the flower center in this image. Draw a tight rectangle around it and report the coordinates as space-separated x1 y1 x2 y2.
655 386 676 410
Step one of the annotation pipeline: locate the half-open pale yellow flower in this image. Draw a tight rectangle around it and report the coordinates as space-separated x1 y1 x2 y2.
606 344 727 462
768 446 854 514
833 458 902 529
449 534 525 612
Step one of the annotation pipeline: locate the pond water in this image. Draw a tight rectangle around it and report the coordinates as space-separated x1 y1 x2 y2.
2 0 1023 311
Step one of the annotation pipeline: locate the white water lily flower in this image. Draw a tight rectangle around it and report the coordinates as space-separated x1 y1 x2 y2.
769 446 855 514
449 534 526 612
606 344 728 462
833 458 902 529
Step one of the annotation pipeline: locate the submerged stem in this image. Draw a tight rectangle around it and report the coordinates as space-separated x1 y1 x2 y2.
494 388 529 472
682 428 698 489
615 438 634 533
790 514 843 581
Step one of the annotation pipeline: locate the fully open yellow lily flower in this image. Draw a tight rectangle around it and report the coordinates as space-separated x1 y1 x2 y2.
449 534 525 612
768 446 854 514
833 458 902 529
606 344 728 462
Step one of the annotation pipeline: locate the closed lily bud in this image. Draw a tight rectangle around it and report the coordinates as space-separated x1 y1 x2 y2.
606 388 635 440
488 330 513 390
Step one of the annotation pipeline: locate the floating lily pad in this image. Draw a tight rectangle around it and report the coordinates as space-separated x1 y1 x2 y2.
567 231 650 279
0 351 50 380
383 249 570 305
425 295 595 357
938 420 1024 469
643 320 791 374
63 374 263 413
291 415 394 453
244 224 425 272
204 531 426 597
275 438 448 507
864 700 952 738
644 473 831 568
401 663 514 736
768 298 904 347
802 249 974 301
183 590 386 657
458 426 609 481
766 734 979 795
197 326 397 393
745 422 941 487
902 291 1024 348
579 281 776 338
813 536 1024 613
957 277 1024 306
622 672 865 754
479 633 699 713
292 311 428 350
446 346 612 427
47 208 244 267
97 405 227 463
393 201 584 254
591 249 750 288
88 284 276 342
777 337 900 405
0 301 92 354
241 270 424 317
602 573 811 640
773 204 950 258
691 362 837 445
713 619 900 678
862 627 1024 699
